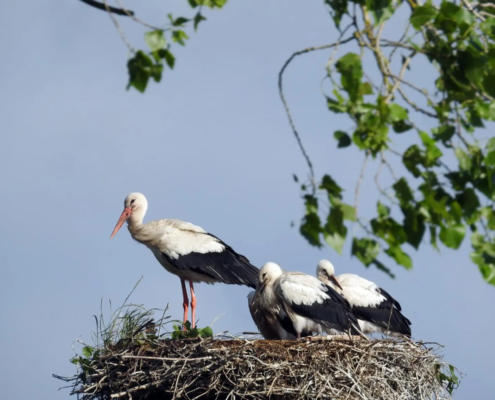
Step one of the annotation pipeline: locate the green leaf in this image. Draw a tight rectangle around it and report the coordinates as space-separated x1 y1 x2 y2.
334 130 352 148
325 0 349 28
187 0 198 7
127 51 153 93
377 201 390 218
432 125 455 145
320 175 343 201
145 30 166 52
300 214 322 247
172 30 189 46
327 96 347 113
392 120 413 133
457 188 480 222
403 207 426 249
389 103 408 122
419 131 442 165
483 72 495 98
367 0 394 25
352 238 380 266
325 206 347 238
385 245 412 269
158 49 175 69
341 203 356 221
480 17 495 39
410 1 437 29
336 53 363 103
393 178 415 205
82 346 93 358
193 12 207 30
403 145 423 177
324 231 345 254
471 251 495 285
200 326 213 337
455 148 472 171
439 224 466 249
172 17 190 27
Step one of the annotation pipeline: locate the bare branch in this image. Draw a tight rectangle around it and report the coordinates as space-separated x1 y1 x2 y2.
354 151 370 215
114 0 163 31
78 0 134 16
278 36 355 194
397 87 438 119
103 0 134 51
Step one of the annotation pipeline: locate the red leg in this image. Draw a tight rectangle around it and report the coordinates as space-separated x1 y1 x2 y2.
180 278 189 331
189 280 197 329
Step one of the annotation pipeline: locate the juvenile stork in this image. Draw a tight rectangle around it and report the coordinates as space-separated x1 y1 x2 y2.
316 260 412 337
247 291 298 340
255 262 360 339
110 192 259 329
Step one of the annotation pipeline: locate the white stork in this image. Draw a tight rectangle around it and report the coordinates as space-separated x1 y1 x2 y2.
110 192 259 329
255 262 360 339
247 291 298 340
316 259 412 337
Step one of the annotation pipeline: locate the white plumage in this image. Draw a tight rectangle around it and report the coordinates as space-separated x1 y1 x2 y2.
254 262 359 339
110 192 259 329
316 259 411 337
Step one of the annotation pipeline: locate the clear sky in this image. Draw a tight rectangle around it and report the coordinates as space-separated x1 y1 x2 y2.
1 1 494 399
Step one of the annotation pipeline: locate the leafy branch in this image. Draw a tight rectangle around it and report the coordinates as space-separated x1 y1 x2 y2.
285 0 495 284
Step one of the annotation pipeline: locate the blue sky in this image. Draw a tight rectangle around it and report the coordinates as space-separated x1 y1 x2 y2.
1 1 494 398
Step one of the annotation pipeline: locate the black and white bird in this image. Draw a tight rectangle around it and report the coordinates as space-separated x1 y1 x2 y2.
110 192 259 329
255 262 360 339
247 290 300 340
316 259 412 337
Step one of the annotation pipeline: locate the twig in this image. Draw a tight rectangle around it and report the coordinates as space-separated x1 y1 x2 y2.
122 355 213 361
79 0 134 16
354 151 370 215
278 36 355 194
114 0 163 30
103 0 134 51
397 87 438 119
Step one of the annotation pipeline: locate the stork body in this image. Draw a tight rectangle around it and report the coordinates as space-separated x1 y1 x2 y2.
247 291 298 340
256 263 360 339
317 260 412 337
110 193 259 329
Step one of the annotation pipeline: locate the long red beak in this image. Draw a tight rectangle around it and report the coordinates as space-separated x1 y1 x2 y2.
110 207 132 239
330 275 344 291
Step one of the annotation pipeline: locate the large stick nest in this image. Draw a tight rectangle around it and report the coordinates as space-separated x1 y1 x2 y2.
64 336 453 400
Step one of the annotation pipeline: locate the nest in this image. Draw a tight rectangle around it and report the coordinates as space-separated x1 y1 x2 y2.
60 336 454 400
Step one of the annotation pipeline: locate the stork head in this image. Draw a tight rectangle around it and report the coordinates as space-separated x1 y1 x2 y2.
316 259 343 291
110 192 148 239
259 262 283 286
254 262 283 301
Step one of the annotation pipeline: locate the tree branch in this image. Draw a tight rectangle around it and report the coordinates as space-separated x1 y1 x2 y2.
354 151 370 215
78 0 134 16
278 36 355 194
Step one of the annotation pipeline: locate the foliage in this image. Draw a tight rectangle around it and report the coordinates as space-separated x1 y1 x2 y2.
87 0 495 285
123 1 227 92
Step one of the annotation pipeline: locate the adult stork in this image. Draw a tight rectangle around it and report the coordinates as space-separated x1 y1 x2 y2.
316 259 412 337
110 192 259 329
256 262 360 339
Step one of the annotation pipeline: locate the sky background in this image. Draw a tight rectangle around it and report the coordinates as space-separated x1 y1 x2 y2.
1 1 494 399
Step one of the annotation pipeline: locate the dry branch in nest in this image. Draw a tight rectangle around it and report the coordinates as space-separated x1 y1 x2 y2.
59 336 454 400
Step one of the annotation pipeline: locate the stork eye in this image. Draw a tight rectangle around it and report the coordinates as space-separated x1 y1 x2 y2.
130 199 136 205
262 273 267 278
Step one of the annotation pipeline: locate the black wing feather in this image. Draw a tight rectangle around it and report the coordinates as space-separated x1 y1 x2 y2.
351 287 412 336
161 232 259 289
289 284 360 334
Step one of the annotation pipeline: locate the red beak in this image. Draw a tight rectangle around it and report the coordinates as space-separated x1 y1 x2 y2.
110 207 132 239
330 275 344 291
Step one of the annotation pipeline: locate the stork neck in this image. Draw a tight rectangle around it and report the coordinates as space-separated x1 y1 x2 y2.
127 207 146 230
